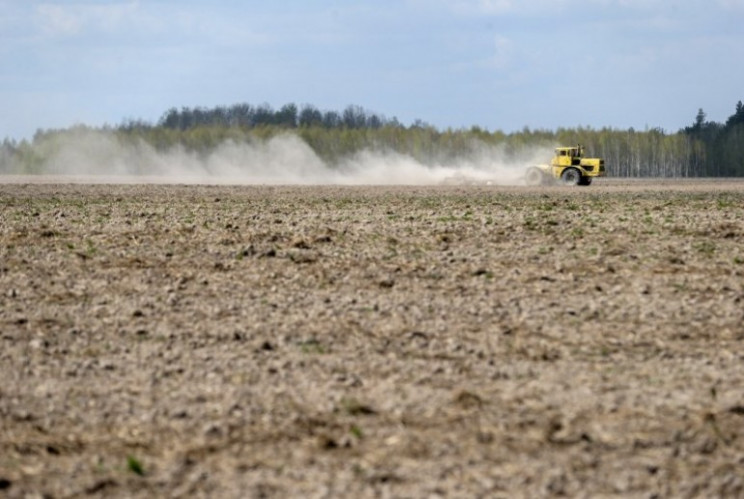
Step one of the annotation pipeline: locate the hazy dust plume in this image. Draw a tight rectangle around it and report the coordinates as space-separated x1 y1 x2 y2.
11 130 555 185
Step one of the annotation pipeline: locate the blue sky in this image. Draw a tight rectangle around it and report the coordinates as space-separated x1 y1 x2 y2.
1 0 743 140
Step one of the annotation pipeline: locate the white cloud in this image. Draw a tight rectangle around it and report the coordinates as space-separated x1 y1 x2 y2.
425 0 718 17
30 1 276 51
35 1 144 37
474 0 513 14
491 35 514 68
35 4 84 36
717 0 744 9
421 0 587 16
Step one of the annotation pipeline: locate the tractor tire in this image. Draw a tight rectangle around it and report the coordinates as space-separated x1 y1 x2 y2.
561 168 582 186
525 167 545 186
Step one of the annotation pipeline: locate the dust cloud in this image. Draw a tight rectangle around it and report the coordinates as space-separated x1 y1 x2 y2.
15 129 555 185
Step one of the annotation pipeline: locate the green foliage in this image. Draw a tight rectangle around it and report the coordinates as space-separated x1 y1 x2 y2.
350 425 364 439
126 456 145 476
683 101 744 176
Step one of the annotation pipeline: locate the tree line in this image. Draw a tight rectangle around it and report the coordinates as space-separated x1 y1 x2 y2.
1 101 743 177
153 103 401 131
681 103 744 177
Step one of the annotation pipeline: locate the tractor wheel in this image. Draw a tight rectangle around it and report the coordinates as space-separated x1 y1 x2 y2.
525 167 545 186
561 168 581 186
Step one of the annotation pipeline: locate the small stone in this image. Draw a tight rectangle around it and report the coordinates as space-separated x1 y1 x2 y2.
239 246 256 258
378 278 395 288
205 425 222 438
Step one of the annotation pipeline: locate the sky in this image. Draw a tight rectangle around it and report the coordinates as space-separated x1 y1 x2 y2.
1 0 743 140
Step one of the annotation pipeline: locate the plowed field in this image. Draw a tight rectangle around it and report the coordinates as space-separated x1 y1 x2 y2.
2 179 744 497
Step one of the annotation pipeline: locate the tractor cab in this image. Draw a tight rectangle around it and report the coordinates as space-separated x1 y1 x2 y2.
552 145 584 168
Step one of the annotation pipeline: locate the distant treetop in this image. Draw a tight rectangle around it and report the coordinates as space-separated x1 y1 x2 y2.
155 103 404 131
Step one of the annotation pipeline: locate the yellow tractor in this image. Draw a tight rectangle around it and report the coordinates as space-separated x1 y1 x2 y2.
525 145 605 186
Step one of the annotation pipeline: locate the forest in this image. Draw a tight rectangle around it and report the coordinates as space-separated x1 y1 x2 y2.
1 101 743 177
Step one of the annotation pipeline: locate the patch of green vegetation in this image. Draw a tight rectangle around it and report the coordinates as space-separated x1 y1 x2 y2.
437 212 474 223
334 198 356 209
716 196 736 210
538 203 554 212
436 215 457 223
85 239 97 256
693 240 716 256
349 425 364 439
126 456 145 476
298 338 326 354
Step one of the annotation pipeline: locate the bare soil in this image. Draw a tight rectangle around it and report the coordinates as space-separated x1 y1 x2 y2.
2 179 744 498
